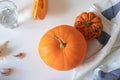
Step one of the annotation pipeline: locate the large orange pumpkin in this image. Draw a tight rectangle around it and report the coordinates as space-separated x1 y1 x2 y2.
74 12 103 40
38 25 87 70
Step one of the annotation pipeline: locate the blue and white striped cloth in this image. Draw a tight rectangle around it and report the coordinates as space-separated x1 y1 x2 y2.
72 0 120 80
94 66 120 80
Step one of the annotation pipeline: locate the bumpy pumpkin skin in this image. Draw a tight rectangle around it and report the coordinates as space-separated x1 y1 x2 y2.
74 12 103 40
39 25 87 71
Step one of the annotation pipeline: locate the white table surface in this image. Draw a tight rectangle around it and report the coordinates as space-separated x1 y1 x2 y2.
0 0 97 80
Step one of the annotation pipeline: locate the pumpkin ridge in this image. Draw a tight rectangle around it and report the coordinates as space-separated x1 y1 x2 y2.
62 50 68 70
63 50 76 70
88 12 96 20
78 16 92 27
80 16 86 23
46 51 60 70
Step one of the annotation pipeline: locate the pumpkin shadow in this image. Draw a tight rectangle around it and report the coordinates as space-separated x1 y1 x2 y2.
48 0 70 16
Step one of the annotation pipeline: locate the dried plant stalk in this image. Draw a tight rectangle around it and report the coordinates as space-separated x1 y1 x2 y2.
13 52 26 59
0 41 9 57
0 68 13 76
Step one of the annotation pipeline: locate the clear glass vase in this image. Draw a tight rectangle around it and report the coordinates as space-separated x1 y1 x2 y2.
0 0 18 29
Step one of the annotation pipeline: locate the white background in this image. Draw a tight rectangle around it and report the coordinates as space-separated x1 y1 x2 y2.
0 0 96 80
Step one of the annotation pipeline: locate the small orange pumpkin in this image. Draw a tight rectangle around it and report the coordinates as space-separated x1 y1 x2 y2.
38 25 87 70
74 12 103 40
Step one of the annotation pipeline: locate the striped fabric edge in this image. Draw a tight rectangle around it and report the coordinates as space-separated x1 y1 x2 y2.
96 1 120 46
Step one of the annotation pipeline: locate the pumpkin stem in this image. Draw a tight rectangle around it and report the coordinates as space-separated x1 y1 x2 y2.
54 35 66 48
86 21 91 27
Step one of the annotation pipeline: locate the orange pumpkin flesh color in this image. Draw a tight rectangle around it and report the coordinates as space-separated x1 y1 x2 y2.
32 0 48 20
74 12 103 40
38 25 87 71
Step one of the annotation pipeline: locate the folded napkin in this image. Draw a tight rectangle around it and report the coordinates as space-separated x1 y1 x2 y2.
72 0 120 80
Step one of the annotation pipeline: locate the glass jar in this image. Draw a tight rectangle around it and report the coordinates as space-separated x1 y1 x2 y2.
0 0 18 29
